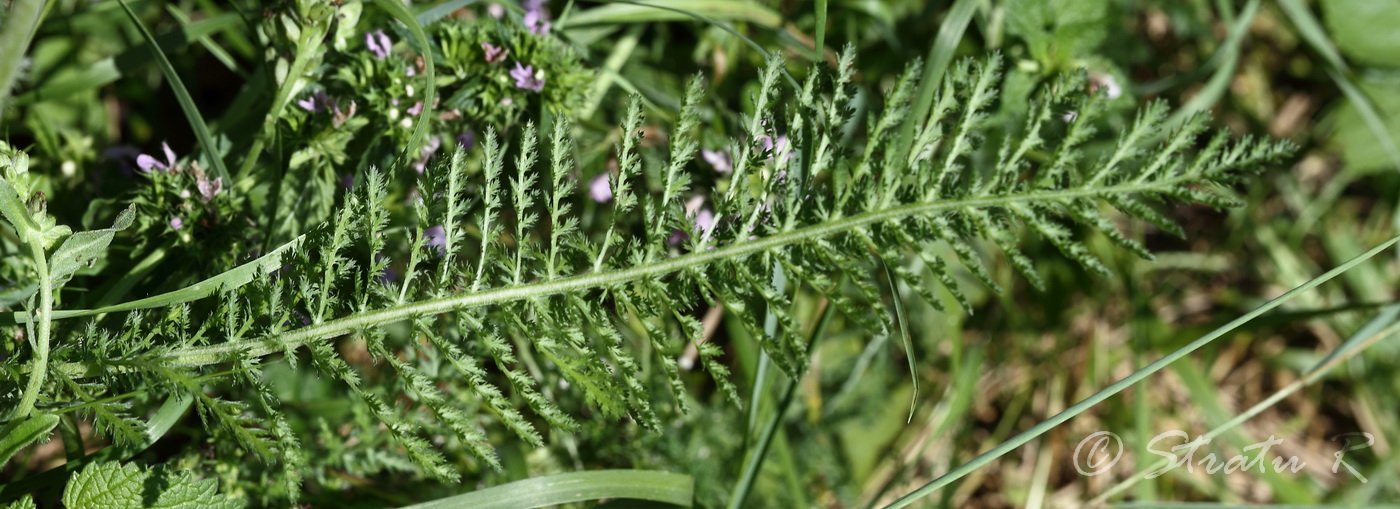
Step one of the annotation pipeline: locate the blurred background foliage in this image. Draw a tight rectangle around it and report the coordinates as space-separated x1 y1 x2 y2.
4 0 1400 507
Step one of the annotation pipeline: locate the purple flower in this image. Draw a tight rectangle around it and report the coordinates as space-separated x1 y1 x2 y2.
693 208 715 238
522 0 547 10
197 175 222 202
667 228 689 246
757 134 792 165
423 224 447 257
137 142 178 173
701 148 732 174
169 216 184 230
523 9 551 35
510 62 544 92
481 42 509 64
297 90 337 114
407 101 424 116
589 173 611 203
366 30 392 59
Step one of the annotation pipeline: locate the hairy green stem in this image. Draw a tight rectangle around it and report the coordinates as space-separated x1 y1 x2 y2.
55 180 1188 378
14 242 52 418
234 27 322 181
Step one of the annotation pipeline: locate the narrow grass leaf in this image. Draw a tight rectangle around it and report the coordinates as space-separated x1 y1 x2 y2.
115 0 230 179
882 235 1400 508
373 0 436 166
1276 0 1400 169
401 470 693 509
0 0 44 112
557 0 782 29
1 236 305 326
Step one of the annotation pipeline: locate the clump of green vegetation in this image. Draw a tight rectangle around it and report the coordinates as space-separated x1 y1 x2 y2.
3 0 1400 507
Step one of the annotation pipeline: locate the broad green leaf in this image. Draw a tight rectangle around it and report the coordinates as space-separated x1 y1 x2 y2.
1325 76 1400 173
0 177 36 238
1321 0 1400 68
401 470 693 509
48 207 136 288
0 414 59 466
2 496 35 509
62 462 242 509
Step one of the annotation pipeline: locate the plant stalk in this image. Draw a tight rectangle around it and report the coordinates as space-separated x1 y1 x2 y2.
53 178 1199 377
14 242 52 418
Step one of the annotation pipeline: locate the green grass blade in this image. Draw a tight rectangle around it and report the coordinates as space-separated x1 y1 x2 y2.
883 261 918 422
566 0 800 89
556 0 781 29
891 0 978 169
1 235 305 326
0 0 43 112
1276 0 1347 70
373 0 436 166
728 375 795 509
881 234 1400 509
579 24 642 119
165 4 241 76
814 0 827 61
1110 504 1400 509
115 0 230 179
726 304 832 509
1275 0 1400 170
1164 0 1259 127
415 0 482 26
402 470 694 508
1089 304 1400 504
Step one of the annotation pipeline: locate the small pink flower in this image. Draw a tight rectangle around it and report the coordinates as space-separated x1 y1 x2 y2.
197 176 222 202
757 134 792 165
169 217 184 230
366 30 391 59
524 9 551 35
481 42 509 64
589 173 611 203
137 142 178 173
424 224 447 257
693 208 715 238
510 62 544 92
701 148 731 174
407 101 424 116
